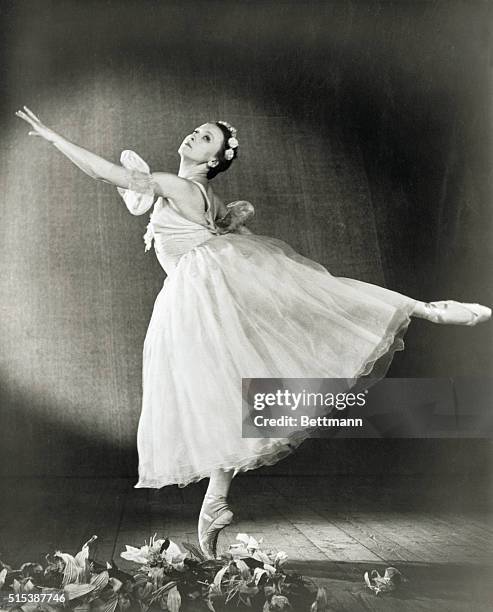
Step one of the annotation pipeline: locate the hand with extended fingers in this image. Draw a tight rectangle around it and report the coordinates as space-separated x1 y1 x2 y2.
15 106 59 142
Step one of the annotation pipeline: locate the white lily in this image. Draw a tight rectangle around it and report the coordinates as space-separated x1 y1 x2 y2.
252 549 274 565
55 536 97 586
161 541 188 570
274 551 288 566
121 535 188 571
236 533 262 551
252 567 268 585
263 563 277 576
121 545 150 565
228 543 250 558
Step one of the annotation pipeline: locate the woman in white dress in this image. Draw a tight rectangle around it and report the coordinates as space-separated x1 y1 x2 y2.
16 106 491 559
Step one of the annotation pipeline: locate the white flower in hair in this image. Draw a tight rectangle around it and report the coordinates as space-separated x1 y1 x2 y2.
228 137 239 148
218 120 237 138
224 148 235 161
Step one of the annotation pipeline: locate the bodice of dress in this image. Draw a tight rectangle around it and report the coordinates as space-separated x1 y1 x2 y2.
116 150 255 275
143 182 218 274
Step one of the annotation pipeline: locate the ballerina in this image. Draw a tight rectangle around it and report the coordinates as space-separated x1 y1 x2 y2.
16 106 491 559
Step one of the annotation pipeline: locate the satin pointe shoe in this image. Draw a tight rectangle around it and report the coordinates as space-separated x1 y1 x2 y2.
198 493 234 559
424 301 492 326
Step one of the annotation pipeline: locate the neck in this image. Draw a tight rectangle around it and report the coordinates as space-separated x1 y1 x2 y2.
178 159 208 183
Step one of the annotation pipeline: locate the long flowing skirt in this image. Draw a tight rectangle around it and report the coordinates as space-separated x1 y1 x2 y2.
135 233 417 488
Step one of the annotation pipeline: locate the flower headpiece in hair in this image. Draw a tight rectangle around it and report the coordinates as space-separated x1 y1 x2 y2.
217 120 239 161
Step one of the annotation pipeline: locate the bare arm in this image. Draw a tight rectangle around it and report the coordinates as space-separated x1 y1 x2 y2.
213 192 229 221
15 106 194 201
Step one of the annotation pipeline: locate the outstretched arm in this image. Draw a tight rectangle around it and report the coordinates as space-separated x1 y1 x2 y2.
15 106 194 201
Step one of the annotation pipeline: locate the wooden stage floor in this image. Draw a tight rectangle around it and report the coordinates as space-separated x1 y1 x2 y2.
0 474 492 611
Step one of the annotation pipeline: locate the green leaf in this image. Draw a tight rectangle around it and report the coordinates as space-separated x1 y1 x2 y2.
180 542 206 562
64 582 97 601
89 570 109 599
212 566 229 594
0 568 7 588
54 552 80 586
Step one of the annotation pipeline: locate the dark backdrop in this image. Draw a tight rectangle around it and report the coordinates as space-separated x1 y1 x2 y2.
0 0 491 480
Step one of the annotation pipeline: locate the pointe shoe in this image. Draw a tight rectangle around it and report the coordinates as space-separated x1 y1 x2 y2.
198 493 234 559
424 301 492 326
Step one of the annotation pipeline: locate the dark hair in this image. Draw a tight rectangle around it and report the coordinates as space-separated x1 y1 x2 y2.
207 121 239 180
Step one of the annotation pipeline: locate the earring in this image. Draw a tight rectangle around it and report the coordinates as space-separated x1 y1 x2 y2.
207 159 219 168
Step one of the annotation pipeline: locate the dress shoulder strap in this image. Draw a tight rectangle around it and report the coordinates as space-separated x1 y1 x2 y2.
190 180 217 233
190 180 212 213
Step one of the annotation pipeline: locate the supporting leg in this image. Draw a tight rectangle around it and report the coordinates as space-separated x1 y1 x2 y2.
206 467 235 499
198 468 235 559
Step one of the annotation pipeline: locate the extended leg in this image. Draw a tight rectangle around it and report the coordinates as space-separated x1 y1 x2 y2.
198 468 235 559
411 300 491 325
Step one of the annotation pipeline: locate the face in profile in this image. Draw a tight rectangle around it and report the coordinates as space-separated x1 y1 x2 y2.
178 122 225 165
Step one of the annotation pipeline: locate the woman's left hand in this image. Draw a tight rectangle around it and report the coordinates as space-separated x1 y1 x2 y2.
15 106 60 142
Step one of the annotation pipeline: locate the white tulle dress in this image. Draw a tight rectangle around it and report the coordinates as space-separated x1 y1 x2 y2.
117 151 418 489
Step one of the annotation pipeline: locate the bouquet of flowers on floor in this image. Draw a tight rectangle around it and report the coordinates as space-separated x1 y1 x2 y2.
119 531 319 611
0 534 330 612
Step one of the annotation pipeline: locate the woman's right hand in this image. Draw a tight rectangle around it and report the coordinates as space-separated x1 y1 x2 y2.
216 200 255 233
15 106 59 142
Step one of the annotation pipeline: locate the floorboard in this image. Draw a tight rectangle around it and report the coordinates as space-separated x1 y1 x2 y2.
0 474 491 611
